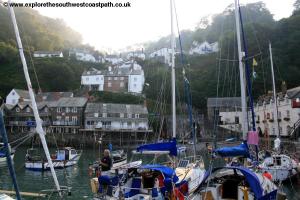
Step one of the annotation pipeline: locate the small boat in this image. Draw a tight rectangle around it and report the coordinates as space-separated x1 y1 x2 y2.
0 143 15 167
25 147 82 171
258 153 299 182
191 166 279 200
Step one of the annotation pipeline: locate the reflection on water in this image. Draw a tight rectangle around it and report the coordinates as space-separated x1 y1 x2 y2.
0 146 300 199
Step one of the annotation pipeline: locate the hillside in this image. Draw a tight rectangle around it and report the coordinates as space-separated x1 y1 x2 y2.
1 2 300 113
142 1 300 111
0 6 106 97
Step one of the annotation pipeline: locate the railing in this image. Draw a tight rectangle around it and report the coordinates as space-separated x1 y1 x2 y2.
52 121 78 126
289 118 300 138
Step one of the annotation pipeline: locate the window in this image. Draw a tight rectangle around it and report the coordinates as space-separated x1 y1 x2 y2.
96 77 99 81
120 82 124 87
134 77 137 81
16 107 20 112
108 77 112 80
12 99 16 104
278 111 281 119
57 107 62 113
72 116 78 123
65 116 69 122
287 110 290 118
120 77 124 80
108 82 112 87
57 116 62 120
120 113 124 118
103 113 107 118
86 77 89 81
26 107 31 113
135 114 139 118
127 113 132 118
114 77 118 80
44 107 48 113
66 107 70 113
72 107 77 113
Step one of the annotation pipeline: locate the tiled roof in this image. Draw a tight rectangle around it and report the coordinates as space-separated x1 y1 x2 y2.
36 92 73 102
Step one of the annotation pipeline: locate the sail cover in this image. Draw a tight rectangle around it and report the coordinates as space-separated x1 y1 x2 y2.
136 138 177 156
140 164 179 182
214 141 250 158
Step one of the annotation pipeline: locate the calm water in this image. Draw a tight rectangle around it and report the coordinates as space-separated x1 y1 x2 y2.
1 146 300 199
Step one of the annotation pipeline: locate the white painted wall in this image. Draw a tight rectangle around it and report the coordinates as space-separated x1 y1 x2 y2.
128 74 144 94
6 89 31 105
33 52 63 58
81 74 104 91
149 48 172 65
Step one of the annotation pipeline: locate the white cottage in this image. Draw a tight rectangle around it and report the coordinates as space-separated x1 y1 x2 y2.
189 41 219 55
149 48 173 65
81 68 105 91
6 89 31 105
69 49 96 62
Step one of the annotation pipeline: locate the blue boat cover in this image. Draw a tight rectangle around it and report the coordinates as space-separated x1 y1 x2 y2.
140 164 179 183
214 141 250 158
0 151 5 157
136 138 177 156
202 166 263 198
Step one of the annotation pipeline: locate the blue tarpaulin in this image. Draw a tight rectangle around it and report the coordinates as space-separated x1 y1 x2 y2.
140 164 179 183
202 166 264 199
136 138 177 156
214 141 250 158
0 151 5 157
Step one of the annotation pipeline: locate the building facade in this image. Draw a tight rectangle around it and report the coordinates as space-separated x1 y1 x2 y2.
149 48 172 65
3 102 51 134
217 86 300 137
33 51 63 58
84 103 149 131
69 49 96 62
49 97 88 134
81 62 145 94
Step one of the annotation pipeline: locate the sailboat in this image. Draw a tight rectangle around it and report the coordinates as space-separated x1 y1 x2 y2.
190 1 279 199
258 43 299 182
91 0 205 199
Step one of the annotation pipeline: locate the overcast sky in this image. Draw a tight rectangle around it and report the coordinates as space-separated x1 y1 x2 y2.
29 0 296 52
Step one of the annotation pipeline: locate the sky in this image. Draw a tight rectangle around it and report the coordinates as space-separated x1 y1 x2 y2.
28 0 296 52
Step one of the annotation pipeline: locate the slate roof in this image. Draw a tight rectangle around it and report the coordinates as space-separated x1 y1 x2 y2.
51 97 88 107
207 97 241 108
14 89 30 99
85 103 148 114
36 92 73 102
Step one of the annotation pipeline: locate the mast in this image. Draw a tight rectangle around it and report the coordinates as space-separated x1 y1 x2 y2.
170 0 176 139
7 2 62 196
269 43 280 139
234 0 248 139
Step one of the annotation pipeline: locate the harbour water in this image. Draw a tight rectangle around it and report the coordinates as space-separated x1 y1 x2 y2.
1 146 300 199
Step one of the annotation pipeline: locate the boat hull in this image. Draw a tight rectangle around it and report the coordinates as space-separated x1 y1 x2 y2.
25 154 81 171
0 154 14 167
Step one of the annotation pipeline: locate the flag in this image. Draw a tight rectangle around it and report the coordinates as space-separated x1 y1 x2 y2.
252 58 258 66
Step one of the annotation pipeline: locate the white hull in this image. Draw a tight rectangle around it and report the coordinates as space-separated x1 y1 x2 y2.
259 154 299 182
0 154 14 167
25 154 81 171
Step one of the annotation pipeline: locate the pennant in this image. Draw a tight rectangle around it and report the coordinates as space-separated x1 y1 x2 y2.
253 58 258 66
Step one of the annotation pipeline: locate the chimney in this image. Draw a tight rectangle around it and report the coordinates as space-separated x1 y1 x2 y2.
281 81 287 95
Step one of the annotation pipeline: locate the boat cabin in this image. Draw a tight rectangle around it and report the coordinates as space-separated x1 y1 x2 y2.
55 147 78 161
